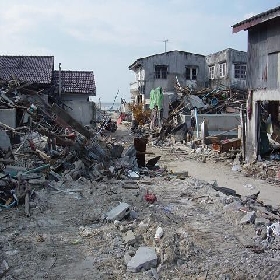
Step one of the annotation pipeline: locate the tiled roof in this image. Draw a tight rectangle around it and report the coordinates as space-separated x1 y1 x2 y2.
0 56 54 84
53 70 96 95
232 6 280 33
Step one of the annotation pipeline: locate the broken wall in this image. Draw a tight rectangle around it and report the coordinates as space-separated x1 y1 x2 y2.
181 113 240 135
61 94 96 125
0 108 16 128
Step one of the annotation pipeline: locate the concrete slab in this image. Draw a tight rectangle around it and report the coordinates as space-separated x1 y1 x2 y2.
105 202 130 221
127 246 157 272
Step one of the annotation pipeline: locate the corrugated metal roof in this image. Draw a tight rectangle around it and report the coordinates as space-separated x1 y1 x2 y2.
232 6 280 33
53 70 96 95
0 56 54 84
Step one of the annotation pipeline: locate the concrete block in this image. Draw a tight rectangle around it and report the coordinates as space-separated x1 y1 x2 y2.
240 211 256 224
123 230 136 245
105 202 130 221
0 109 16 128
0 130 11 152
127 246 157 272
255 217 269 226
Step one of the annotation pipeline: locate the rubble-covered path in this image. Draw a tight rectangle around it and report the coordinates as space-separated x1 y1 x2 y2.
1 124 280 279
1 171 280 279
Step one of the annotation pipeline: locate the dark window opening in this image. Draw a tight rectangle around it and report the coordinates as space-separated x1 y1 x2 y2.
234 64 246 79
155 65 168 79
186 67 198 80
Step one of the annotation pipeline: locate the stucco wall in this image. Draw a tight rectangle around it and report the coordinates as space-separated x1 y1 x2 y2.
61 94 95 125
206 48 247 90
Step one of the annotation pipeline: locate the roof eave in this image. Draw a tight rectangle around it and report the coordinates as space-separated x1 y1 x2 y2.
232 8 280 33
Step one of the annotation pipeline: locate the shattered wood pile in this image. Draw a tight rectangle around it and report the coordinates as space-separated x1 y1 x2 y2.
175 83 247 114
0 81 159 212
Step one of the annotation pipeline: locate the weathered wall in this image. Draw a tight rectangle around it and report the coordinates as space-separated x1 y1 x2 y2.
247 25 268 89
246 18 280 162
132 51 207 99
61 94 95 125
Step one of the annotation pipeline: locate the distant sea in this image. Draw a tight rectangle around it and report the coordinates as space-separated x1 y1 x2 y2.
98 102 121 111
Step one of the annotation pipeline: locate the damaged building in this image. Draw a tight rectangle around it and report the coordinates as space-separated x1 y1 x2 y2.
129 50 207 106
233 5 280 162
206 48 247 90
0 55 96 127
52 67 96 125
129 49 248 107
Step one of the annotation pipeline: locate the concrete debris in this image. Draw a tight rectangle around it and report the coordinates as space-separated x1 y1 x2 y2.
127 247 157 272
0 260 9 278
0 130 12 152
105 202 130 222
123 230 136 245
268 221 280 236
1 77 280 279
240 211 256 224
255 217 269 226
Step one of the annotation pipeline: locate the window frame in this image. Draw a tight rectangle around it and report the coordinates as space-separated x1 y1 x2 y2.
234 64 246 79
219 62 226 78
155 65 168 79
185 66 198 80
209 65 215 80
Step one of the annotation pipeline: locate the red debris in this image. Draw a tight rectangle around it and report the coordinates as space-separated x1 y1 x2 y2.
145 190 157 203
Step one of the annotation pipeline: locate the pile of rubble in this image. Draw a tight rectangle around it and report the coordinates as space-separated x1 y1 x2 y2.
1 81 280 278
1 160 280 279
175 83 247 114
0 81 154 212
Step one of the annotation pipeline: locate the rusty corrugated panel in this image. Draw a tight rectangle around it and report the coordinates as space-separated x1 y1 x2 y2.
232 6 280 33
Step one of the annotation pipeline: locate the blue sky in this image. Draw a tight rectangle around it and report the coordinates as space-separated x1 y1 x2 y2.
0 0 279 102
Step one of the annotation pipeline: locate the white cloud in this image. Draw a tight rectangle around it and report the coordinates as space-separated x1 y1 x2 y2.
0 0 277 101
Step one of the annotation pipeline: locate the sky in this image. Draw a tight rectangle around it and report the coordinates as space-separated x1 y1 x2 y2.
0 0 280 102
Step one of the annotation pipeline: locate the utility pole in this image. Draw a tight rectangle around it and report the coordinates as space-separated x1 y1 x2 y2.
58 63 62 97
163 39 168 52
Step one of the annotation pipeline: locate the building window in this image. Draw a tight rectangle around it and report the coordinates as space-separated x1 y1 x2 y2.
155 65 168 79
234 64 246 79
209 65 215 79
186 67 198 80
219 62 226 77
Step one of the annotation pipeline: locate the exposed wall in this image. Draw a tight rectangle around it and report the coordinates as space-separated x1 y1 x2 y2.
181 113 240 133
61 94 95 125
247 17 280 91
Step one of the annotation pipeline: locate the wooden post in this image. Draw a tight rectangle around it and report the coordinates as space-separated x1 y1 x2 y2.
240 104 246 160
